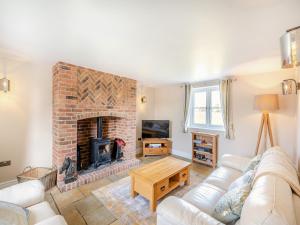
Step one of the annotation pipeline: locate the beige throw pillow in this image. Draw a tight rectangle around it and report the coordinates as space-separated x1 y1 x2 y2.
243 154 262 173
229 170 255 190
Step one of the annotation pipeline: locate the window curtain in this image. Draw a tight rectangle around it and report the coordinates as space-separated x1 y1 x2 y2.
183 84 192 133
220 79 234 139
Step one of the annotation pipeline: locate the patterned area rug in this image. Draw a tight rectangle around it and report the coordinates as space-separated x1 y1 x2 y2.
92 171 206 225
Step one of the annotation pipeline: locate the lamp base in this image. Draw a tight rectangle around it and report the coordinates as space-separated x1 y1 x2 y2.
255 112 274 155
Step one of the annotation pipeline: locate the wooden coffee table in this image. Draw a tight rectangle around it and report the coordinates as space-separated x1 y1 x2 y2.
130 157 191 212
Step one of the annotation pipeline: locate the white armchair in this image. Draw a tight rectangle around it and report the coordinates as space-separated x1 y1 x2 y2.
0 180 67 225
0 180 45 208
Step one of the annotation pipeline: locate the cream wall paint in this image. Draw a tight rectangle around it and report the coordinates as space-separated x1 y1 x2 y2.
154 71 297 161
136 85 156 154
0 62 52 183
0 64 297 183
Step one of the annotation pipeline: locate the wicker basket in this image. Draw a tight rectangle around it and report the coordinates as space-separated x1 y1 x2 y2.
17 166 57 191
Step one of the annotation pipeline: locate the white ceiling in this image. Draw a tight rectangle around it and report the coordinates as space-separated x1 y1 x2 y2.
0 0 299 85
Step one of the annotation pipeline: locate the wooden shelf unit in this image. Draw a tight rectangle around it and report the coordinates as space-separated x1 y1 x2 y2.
192 132 218 168
142 138 172 157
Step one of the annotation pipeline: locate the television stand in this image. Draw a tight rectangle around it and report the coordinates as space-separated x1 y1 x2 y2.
142 138 172 157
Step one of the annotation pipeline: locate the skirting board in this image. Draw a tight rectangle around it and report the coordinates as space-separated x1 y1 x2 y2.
171 149 192 160
0 179 18 189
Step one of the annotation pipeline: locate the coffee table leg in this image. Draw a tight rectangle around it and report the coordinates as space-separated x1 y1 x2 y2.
185 168 190 186
150 189 156 212
150 200 157 212
131 175 137 198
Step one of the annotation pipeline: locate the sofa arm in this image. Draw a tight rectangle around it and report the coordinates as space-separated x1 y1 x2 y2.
219 154 251 172
34 215 68 225
0 180 45 208
157 196 224 225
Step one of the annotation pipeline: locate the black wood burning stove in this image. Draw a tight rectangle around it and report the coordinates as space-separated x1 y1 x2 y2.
90 117 112 168
76 117 125 173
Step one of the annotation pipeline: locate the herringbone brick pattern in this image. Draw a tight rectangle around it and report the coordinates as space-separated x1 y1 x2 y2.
77 70 127 107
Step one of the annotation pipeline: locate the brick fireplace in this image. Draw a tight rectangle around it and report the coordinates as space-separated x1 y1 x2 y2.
53 62 139 191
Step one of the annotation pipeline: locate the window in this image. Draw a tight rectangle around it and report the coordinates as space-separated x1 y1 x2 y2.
189 86 224 130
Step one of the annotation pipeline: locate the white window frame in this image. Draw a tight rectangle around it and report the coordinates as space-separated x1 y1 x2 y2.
189 85 224 131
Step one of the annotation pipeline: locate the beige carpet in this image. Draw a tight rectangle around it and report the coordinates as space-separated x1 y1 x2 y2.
92 171 206 225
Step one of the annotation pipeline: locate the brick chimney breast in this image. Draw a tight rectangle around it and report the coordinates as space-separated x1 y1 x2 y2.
53 62 139 191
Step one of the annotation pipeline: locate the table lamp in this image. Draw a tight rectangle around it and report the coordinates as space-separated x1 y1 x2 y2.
254 94 279 155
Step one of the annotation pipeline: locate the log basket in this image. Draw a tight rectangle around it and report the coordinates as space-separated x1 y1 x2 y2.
17 166 57 191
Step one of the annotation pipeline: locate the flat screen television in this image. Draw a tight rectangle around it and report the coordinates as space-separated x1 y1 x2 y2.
142 120 170 139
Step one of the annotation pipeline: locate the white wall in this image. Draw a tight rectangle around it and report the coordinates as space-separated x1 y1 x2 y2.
154 71 297 162
0 63 297 184
0 62 52 183
136 84 155 154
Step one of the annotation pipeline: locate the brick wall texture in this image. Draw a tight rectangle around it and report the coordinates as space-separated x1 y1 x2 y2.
53 62 137 183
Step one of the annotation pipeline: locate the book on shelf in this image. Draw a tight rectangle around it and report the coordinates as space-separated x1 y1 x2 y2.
193 146 212 153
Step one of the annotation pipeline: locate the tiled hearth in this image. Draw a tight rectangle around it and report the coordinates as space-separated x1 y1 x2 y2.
57 159 139 192
53 62 139 191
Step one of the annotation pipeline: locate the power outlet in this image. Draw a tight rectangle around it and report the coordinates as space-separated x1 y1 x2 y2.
0 160 11 167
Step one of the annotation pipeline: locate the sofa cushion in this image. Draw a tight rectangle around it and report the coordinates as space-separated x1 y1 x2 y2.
228 170 255 190
34 215 67 225
213 184 251 224
204 167 242 191
28 201 56 225
157 196 223 225
219 154 251 172
243 154 262 173
240 175 297 225
183 183 225 215
0 180 45 208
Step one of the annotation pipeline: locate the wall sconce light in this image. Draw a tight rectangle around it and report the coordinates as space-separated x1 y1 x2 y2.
141 96 147 103
280 27 300 95
0 77 10 92
281 79 300 95
280 26 300 68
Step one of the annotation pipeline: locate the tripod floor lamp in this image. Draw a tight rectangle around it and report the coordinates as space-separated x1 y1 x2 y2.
254 94 279 155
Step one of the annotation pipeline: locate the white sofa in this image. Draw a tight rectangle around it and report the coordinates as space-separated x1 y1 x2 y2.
0 180 67 225
157 148 300 225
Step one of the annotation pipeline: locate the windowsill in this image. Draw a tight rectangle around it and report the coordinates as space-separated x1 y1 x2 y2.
187 126 225 134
